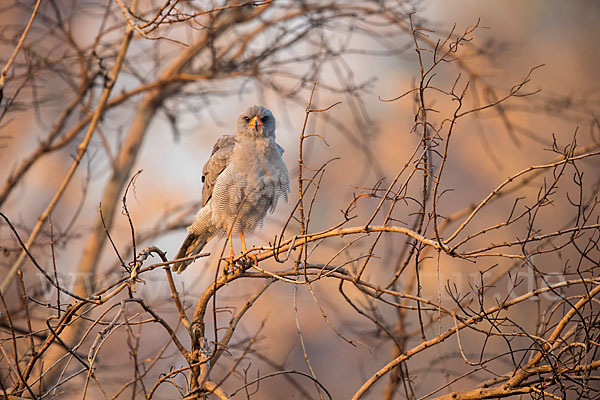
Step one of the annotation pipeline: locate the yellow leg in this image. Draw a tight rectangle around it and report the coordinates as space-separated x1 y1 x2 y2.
240 232 258 267
240 231 247 253
225 228 235 273
227 229 235 259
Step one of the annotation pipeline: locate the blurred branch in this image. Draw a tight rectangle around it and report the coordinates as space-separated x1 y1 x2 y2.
0 11 136 295
0 3 598 399
0 0 41 102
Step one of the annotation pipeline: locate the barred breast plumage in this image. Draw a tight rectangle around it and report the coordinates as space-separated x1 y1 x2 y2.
172 105 290 273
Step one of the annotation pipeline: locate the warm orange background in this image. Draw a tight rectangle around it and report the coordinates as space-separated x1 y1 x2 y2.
1 1 599 398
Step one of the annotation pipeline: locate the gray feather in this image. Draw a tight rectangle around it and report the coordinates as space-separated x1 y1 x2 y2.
172 232 209 273
201 135 236 206
173 105 290 272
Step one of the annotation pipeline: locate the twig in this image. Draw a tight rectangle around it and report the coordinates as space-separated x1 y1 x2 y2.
0 0 42 99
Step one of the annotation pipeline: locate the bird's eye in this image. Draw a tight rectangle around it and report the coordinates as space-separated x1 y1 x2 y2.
244 116 250 122
262 115 269 121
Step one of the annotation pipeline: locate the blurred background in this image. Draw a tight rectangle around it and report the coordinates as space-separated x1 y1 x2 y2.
1 0 599 398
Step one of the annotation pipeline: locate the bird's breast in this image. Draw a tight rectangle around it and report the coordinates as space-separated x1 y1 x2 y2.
209 137 288 233
232 139 281 179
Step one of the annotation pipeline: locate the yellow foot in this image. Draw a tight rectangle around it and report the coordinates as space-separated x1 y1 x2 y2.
242 253 258 270
239 232 256 270
223 257 235 276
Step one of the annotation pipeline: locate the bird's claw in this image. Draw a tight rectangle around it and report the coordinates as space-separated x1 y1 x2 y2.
239 253 257 271
223 257 235 276
222 253 257 276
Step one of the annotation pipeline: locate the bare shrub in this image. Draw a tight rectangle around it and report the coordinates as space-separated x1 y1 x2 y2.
0 1 598 399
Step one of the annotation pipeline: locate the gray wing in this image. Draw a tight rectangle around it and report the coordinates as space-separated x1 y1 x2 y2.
275 143 285 155
201 135 236 206
173 135 235 273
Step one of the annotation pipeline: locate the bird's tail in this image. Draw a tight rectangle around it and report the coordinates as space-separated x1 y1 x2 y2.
172 231 210 273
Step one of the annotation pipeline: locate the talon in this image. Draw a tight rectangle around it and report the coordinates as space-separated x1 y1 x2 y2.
223 257 235 275
245 254 258 269
235 259 246 273
239 232 257 271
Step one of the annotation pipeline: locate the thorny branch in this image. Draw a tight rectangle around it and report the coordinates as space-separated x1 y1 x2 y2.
0 2 598 400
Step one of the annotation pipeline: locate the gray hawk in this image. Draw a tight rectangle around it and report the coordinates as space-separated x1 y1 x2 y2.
172 105 290 273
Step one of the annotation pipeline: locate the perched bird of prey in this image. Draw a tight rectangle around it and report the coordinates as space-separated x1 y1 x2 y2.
172 105 290 273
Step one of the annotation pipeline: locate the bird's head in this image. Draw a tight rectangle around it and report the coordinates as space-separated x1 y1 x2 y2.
236 105 276 139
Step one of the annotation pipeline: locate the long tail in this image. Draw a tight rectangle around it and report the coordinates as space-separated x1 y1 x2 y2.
172 232 210 273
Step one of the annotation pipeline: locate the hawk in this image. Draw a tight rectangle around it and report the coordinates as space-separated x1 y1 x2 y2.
172 105 290 273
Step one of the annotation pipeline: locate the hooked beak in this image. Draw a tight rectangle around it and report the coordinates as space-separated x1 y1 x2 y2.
248 116 263 128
